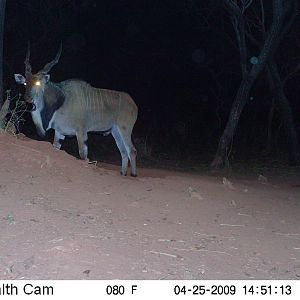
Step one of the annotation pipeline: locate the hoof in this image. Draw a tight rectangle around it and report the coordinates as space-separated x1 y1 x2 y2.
120 171 127 176
78 158 90 163
131 173 137 177
53 144 61 150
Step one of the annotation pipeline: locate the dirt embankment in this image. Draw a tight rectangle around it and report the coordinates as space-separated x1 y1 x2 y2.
0 133 300 279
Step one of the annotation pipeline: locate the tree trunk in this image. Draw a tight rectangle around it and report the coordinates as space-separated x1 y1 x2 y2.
211 78 252 168
211 0 287 169
266 97 275 153
267 61 300 164
244 0 298 163
0 96 9 127
0 0 6 108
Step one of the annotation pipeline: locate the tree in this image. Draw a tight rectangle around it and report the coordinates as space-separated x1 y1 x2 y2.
211 0 299 169
0 0 5 108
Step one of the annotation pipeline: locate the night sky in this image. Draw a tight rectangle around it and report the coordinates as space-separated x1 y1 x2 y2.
3 0 300 166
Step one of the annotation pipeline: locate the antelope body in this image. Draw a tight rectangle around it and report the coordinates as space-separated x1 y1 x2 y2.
14 44 138 176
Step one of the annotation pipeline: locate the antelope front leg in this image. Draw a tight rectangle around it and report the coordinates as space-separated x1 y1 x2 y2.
53 131 65 150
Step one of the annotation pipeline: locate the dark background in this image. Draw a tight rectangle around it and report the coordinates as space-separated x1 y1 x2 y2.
3 0 300 167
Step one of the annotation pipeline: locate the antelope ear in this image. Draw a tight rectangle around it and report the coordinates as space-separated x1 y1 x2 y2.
44 74 50 83
14 74 26 84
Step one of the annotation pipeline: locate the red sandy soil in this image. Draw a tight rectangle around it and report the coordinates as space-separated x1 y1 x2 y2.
0 133 300 280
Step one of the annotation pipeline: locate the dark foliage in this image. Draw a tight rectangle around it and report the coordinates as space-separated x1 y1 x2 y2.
3 0 300 164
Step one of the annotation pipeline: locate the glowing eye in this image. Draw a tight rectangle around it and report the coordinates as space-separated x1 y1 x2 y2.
24 82 27 86
35 81 41 86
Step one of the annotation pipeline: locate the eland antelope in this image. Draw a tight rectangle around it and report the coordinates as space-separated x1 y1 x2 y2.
14 44 138 176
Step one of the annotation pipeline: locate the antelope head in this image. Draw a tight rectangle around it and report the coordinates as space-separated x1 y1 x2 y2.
14 43 62 105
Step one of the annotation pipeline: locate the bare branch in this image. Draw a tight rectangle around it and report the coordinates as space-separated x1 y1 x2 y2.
241 0 254 13
259 0 265 33
224 0 248 78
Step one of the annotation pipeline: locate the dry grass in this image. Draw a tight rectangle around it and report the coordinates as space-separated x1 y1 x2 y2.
0 90 27 135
